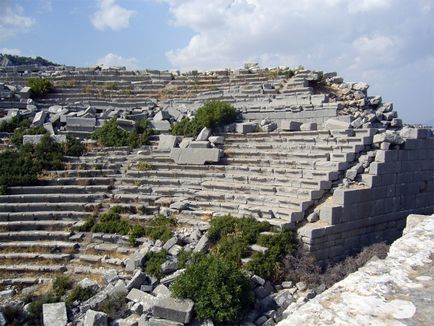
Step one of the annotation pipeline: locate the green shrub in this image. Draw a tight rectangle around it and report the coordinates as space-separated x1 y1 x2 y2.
11 125 47 147
144 250 168 279
171 101 238 137
172 255 254 323
99 294 126 319
0 116 30 133
128 224 145 246
142 215 176 242
66 285 96 306
26 78 53 97
64 136 85 156
246 229 295 281
91 207 130 235
91 118 152 148
0 135 64 193
102 82 118 90
76 216 95 232
52 275 72 296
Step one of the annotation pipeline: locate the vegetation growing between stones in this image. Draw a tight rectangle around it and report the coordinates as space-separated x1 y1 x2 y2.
172 254 254 323
0 133 85 194
26 78 53 97
91 118 152 148
144 249 168 279
171 100 238 137
65 285 96 306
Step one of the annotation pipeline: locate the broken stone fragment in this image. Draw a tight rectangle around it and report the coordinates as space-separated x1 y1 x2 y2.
84 309 108 326
43 302 67 326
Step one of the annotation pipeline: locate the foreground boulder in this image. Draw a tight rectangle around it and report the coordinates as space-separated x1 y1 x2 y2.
42 302 67 326
152 297 194 324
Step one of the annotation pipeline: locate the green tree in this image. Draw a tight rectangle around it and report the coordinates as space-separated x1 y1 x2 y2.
172 255 254 323
26 78 53 97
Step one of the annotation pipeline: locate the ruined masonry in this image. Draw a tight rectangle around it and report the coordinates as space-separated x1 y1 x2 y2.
0 64 432 289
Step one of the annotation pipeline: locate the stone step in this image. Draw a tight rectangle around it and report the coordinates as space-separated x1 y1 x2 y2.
0 220 76 231
8 185 110 195
224 149 331 161
0 193 106 203
49 169 119 177
0 231 72 241
0 277 45 286
0 211 87 222
63 162 123 170
0 202 90 213
39 177 114 186
0 264 67 273
0 241 79 252
0 253 72 261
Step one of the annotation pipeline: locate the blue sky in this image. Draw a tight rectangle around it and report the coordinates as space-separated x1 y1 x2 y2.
0 0 433 124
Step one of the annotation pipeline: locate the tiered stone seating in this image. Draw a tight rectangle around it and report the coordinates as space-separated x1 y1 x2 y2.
0 147 131 283
114 129 373 228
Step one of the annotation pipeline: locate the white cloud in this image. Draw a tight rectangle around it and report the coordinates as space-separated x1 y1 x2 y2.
92 0 136 31
0 2 34 41
97 53 138 69
161 0 434 123
0 48 22 55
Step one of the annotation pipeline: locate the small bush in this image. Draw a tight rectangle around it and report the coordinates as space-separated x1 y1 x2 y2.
66 285 96 306
91 118 152 148
76 216 95 232
144 250 168 279
52 275 72 296
91 207 130 235
171 101 238 137
172 255 254 323
64 136 85 156
0 116 30 133
128 224 145 246
142 215 176 242
246 229 295 282
27 78 53 97
102 82 118 90
11 125 47 147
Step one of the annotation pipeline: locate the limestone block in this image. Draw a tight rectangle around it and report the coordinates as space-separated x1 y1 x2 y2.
281 120 302 131
390 118 402 128
323 118 350 130
152 284 171 299
152 297 194 324
193 232 209 253
300 122 317 131
43 122 55 135
33 111 47 127
150 120 171 132
399 127 430 139
126 288 158 311
84 309 108 326
126 271 147 291
23 134 45 145
158 135 179 151
43 302 67 326
170 148 222 165
208 136 225 145
235 122 257 134
154 110 171 121
196 127 212 141
373 132 404 145
148 318 182 326
188 141 210 148
178 137 193 148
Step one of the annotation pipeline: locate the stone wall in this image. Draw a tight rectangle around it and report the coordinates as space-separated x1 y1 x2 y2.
278 213 434 325
299 133 434 261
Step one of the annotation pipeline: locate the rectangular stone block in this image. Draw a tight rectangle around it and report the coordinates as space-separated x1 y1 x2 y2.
43 302 67 326
235 122 257 134
320 206 342 225
152 297 194 324
280 120 302 131
170 148 222 165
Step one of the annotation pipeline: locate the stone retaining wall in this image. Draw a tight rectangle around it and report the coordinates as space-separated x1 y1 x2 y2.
299 134 434 261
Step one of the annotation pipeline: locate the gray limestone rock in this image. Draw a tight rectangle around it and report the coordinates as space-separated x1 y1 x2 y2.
126 288 158 312
43 302 67 326
236 122 257 134
126 271 147 291
281 120 302 131
196 127 212 141
300 122 317 131
193 232 209 253
208 136 225 145
170 148 222 165
158 135 179 150
84 309 108 326
323 118 350 130
152 297 194 324
307 212 319 223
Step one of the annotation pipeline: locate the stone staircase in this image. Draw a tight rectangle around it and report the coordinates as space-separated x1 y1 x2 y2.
0 147 133 286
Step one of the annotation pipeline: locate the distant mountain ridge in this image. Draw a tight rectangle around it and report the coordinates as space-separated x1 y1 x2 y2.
0 54 59 67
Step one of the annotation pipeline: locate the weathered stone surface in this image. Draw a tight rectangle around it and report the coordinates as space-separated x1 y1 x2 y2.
208 136 224 144
373 131 404 145
281 120 302 131
43 302 67 326
279 214 434 325
152 297 194 324
236 122 257 134
300 122 317 131
158 135 179 150
78 278 99 292
170 148 222 165
126 271 147 290
196 127 212 141
148 318 183 326
126 288 158 311
84 309 108 326
193 232 209 253
323 118 350 130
